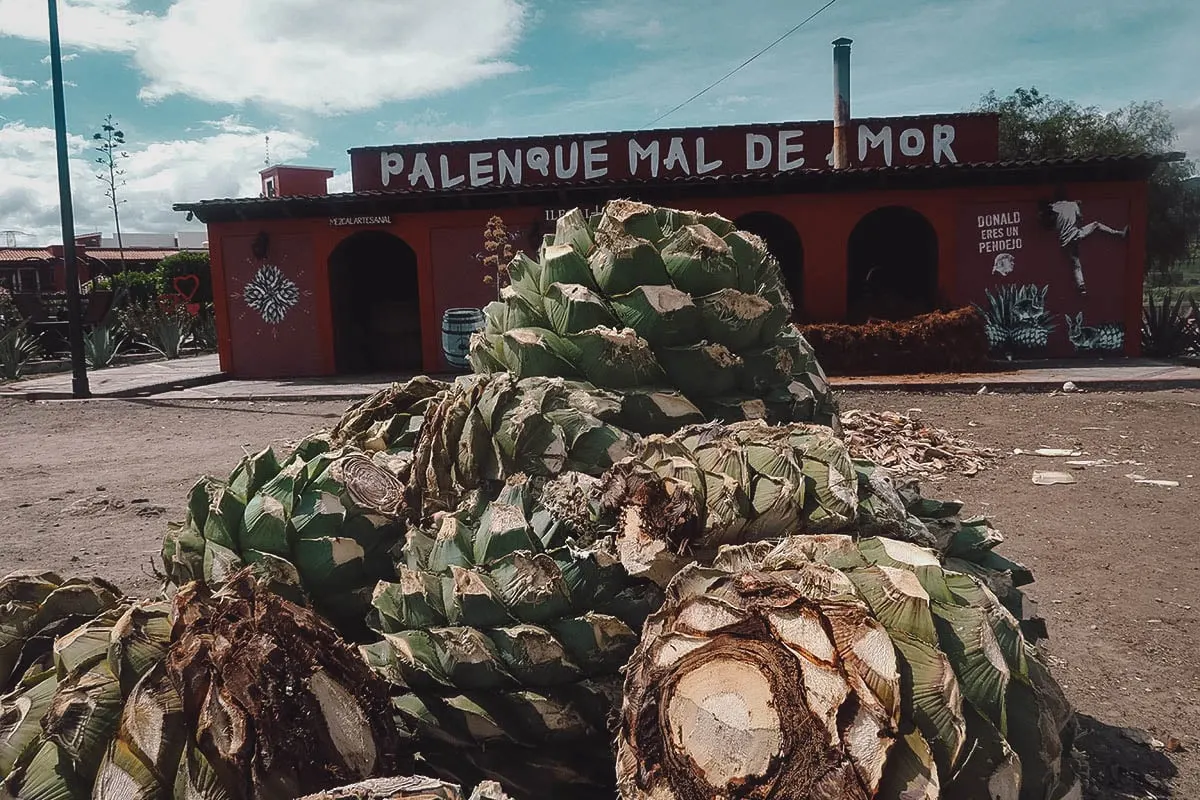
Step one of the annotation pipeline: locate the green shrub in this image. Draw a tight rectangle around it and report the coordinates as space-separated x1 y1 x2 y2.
191 303 218 351
109 268 165 306
119 300 191 359
0 287 19 328
157 251 212 304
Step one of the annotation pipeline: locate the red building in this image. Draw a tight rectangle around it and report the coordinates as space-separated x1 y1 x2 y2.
176 43 1177 379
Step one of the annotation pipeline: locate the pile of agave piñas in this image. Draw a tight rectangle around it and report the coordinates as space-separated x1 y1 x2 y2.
1 200 1078 800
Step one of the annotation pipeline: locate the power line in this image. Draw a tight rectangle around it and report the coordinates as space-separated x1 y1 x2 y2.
646 0 843 127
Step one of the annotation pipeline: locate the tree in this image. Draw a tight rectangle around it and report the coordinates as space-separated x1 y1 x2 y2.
93 114 129 273
974 88 1200 276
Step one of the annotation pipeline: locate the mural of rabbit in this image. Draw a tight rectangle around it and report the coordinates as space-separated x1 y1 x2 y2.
1065 312 1124 352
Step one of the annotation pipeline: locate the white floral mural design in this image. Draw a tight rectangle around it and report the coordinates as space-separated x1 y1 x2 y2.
242 264 300 325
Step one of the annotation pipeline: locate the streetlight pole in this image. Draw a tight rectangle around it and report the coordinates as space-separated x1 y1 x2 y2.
48 0 90 398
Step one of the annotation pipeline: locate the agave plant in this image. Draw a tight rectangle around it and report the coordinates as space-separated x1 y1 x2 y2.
298 777 512 800
469 200 839 433
1142 289 1198 358
160 438 408 634
190 304 220 352
616 535 1078 800
83 321 125 369
0 324 41 381
1 594 174 797
1 570 409 800
595 420 940 586
407 373 637 519
361 477 662 799
329 376 448 454
119 300 191 360
0 573 122 695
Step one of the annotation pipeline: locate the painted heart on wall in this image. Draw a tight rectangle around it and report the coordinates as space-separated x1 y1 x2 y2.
173 274 200 302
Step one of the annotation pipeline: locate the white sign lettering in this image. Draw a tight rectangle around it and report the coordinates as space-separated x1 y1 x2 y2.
629 139 661 178
933 124 957 163
381 153 404 188
857 123 960 166
409 153 435 189
858 125 893 166
377 122 967 189
899 128 926 157
977 210 1023 255
545 205 605 221
583 140 608 179
330 215 393 227
777 130 805 170
469 152 494 187
498 149 522 184
554 143 579 179
746 134 772 170
439 154 465 188
527 147 551 176
664 137 690 175
696 138 722 174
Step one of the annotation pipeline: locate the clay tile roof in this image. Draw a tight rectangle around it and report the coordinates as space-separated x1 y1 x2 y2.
174 152 1184 225
0 249 51 263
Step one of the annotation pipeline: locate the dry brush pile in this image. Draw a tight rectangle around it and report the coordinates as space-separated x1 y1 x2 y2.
2 201 1076 800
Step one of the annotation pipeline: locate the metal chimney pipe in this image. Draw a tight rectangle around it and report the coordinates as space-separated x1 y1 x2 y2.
832 37 853 170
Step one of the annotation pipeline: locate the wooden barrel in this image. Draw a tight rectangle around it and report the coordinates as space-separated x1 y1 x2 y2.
441 308 485 370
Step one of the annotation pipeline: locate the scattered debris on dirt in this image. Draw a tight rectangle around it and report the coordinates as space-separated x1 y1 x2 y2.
1033 471 1077 485
1065 459 1145 468
1125 473 1181 488
840 408 999 479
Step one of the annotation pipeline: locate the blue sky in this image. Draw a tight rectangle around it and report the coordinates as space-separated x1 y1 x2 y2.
1 0 1197 244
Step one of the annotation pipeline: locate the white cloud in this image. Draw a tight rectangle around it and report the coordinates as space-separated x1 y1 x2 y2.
384 108 486 143
136 0 529 114
1172 104 1200 165
0 72 37 99
41 53 81 64
202 116 265 136
0 120 315 244
0 0 147 52
0 0 531 115
576 3 663 46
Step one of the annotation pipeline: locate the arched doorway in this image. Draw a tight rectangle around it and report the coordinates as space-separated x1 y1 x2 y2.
734 212 804 315
846 206 939 323
328 231 422 374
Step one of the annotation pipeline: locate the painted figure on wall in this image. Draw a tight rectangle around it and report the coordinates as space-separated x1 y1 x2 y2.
1041 190 1129 295
1065 312 1124 353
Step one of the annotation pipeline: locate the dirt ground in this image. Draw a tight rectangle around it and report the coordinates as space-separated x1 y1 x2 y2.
1 388 1197 797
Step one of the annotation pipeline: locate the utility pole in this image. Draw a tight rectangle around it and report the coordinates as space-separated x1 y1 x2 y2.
48 0 90 398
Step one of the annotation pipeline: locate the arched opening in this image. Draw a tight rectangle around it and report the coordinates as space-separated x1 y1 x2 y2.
846 206 939 323
734 212 804 316
328 231 422 374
